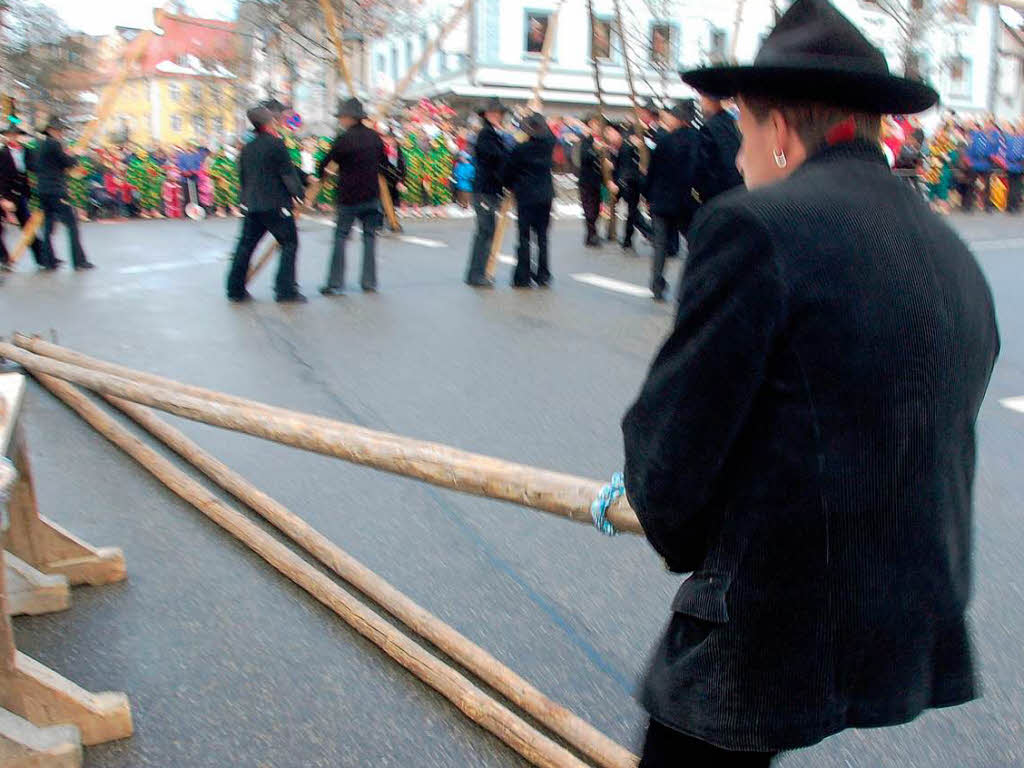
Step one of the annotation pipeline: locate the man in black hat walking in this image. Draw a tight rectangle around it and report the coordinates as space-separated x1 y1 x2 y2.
642 101 699 301
623 0 997 764
503 111 556 288
225 106 306 303
318 97 386 295
465 97 510 288
577 114 606 248
0 120 48 270
605 121 651 252
32 117 92 270
694 92 744 205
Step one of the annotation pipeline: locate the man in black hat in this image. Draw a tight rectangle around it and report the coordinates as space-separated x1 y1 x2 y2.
317 97 386 295
605 121 651 252
225 106 306 303
503 111 555 288
0 120 48 270
694 92 744 205
642 100 699 301
622 0 998 764
577 113 606 248
32 117 92 270
640 98 668 145
464 97 510 288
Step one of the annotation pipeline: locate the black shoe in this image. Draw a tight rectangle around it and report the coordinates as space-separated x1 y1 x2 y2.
620 241 634 252
511 280 532 289
361 285 377 293
0 263 12 272
465 277 494 288
227 291 252 303
74 262 96 271
275 292 308 303
652 290 666 302
38 263 58 272
319 286 344 297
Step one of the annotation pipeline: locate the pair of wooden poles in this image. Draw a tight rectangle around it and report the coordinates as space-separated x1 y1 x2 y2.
1 335 641 768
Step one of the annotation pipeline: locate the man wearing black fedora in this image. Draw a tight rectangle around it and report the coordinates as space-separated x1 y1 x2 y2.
317 97 386 295
464 97 510 288
694 92 744 206
32 117 92 271
225 106 306 303
621 0 998 764
0 120 48 270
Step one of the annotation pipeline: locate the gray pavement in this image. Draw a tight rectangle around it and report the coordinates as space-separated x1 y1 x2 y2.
2 208 1024 767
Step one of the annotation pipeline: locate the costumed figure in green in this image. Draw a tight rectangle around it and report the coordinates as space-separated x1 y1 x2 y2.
67 151 95 221
127 149 163 217
210 147 240 217
400 130 427 214
314 136 336 210
426 134 454 209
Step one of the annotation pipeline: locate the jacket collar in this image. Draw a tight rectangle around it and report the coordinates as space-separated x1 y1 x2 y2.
801 138 887 172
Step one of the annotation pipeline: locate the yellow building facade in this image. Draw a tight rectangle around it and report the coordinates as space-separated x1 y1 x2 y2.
108 75 238 149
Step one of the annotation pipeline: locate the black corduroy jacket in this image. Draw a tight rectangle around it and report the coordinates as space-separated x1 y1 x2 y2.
473 122 508 196
623 140 999 751
239 132 303 212
503 132 555 207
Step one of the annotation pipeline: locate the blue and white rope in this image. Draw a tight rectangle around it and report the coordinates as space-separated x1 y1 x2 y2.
590 472 624 537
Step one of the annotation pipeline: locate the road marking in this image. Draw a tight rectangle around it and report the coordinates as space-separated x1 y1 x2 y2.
497 254 516 265
1000 397 1024 414
398 235 446 248
118 257 222 274
571 272 652 298
971 237 1024 252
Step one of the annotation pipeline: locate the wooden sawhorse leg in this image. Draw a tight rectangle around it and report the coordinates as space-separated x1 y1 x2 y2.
4 424 124 586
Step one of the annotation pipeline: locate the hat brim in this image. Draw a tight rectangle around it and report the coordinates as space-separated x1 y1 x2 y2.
681 65 938 115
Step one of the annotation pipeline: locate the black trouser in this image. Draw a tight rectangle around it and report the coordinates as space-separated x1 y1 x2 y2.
1008 172 1023 213
39 194 87 267
651 214 680 296
325 199 380 291
0 192 49 266
466 192 501 282
639 719 778 767
580 184 601 243
226 208 299 299
514 200 552 286
964 170 992 211
620 187 651 247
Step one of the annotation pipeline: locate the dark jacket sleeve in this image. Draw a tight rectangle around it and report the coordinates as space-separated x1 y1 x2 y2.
0 150 15 200
621 201 787 572
502 144 523 191
318 135 342 179
276 140 303 200
56 143 78 170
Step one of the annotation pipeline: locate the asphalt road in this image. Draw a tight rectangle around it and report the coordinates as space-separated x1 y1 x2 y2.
3 207 1023 767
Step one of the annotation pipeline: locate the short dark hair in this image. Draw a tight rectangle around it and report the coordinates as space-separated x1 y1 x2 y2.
740 95 881 152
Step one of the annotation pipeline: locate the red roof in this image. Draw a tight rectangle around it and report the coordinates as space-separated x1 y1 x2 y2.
139 12 238 75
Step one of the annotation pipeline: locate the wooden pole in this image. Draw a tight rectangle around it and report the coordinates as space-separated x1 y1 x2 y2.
30 373 592 768
100 393 638 768
612 0 649 173
586 0 616 240
8 18 159 265
730 0 747 63
485 0 563 281
0 342 642 535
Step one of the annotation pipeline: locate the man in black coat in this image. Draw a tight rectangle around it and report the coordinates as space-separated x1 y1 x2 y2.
577 114 605 248
503 112 555 288
694 93 744 205
381 128 407 232
606 122 652 251
31 117 92 270
465 97 509 288
317 98 387 295
0 121 48 270
225 106 305 303
621 1 999 763
642 101 699 301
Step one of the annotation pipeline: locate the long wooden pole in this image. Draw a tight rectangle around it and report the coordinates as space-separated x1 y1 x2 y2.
612 0 649 173
101 393 637 768
8 17 160 265
586 0 616 241
30 373 591 768
485 0 563 281
0 342 642 534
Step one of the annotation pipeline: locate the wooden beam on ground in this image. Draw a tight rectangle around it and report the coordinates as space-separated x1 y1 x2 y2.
102 394 638 768
32 373 594 768
0 708 81 768
8 17 159 266
0 342 642 535
612 0 650 173
486 0 562 281
4 554 70 617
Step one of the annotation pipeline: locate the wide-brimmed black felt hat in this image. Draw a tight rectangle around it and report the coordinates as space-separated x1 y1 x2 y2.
680 0 938 115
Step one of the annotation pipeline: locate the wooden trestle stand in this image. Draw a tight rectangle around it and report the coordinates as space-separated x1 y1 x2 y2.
0 374 131 766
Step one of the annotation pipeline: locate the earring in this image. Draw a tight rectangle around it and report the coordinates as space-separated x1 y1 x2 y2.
773 148 787 168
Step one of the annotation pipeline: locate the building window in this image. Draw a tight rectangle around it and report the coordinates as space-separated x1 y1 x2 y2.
391 45 398 82
207 85 220 104
171 114 183 132
212 117 224 134
169 83 181 101
650 22 675 67
949 55 971 99
376 53 386 73
192 114 205 134
525 11 551 55
405 41 414 73
591 17 613 61
709 28 727 64
190 85 201 103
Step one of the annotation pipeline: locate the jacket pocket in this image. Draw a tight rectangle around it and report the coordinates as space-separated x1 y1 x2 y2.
670 572 730 624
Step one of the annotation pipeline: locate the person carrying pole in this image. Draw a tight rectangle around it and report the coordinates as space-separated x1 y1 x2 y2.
504 112 555 289
225 107 305 304
0 120 49 270
577 113 606 249
32 117 93 271
464 97 510 289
